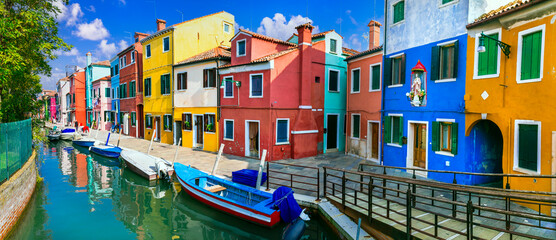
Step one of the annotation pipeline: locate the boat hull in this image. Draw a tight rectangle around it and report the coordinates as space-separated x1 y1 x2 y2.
59 133 75 140
72 140 95 147
90 146 122 158
47 135 60 141
176 174 280 227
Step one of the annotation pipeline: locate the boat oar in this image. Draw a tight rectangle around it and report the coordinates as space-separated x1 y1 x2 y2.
256 149 267 190
211 144 225 175
173 138 182 167
117 128 122 147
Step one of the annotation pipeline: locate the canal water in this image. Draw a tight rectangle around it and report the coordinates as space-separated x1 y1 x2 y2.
8 141 339 240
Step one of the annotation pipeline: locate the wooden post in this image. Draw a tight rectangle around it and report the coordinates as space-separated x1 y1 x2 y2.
211 144 225 175
173 138 181 167
147 127 156 155
256 149 267 190
117 128 122 147
94 125 100 140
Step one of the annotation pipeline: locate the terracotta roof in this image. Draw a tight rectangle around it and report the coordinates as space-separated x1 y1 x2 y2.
345 46 383 61
467 0 546 28
237 29 297 47
91 60 110 67
94 76 111 81
219 47 298 68
176 46 231 65
287 30 339 42
342 47 359 56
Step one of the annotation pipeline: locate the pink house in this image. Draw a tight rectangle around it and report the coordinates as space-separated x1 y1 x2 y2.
91 76 112 131
49 95 57 122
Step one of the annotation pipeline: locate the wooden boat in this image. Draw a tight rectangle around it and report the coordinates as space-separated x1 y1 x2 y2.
60 128 77 140
89 145 122 158
72 137 96 147
47 132 60 141
174 162 280 227
120 149 174 181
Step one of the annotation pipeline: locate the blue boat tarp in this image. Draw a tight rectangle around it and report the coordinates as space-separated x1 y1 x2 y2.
272 186 301 223
232 169 267 187
61 128 76 133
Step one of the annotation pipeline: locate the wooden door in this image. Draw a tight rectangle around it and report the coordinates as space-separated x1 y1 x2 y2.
327 115 338 149
155 117 161 142
413 124 427 168
248 122 259 157
370 122 379 159
195 116 203 145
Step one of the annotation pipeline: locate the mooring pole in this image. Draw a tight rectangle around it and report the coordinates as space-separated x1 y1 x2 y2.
172 138 181 167
117 128 122 147
211 144 225 175
147 127 156 155
256 149 268 190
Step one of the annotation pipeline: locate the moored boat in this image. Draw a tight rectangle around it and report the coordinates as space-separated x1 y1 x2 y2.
174 163 281 227
72 138 96 147
60 128 77 140
120 149 174 181
47 131 60 141
89 145 122 158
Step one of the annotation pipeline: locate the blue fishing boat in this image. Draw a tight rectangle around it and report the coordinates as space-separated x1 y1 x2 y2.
89 145 122 158
72 138 96 147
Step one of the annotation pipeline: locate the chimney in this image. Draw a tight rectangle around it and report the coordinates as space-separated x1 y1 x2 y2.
368 20 381 49
156 19 166 31
134 32 149 43
295 23 314 106
86 52 92 66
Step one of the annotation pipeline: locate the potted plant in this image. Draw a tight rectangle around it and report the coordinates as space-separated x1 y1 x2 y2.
206 123 214 132
184 121 191 129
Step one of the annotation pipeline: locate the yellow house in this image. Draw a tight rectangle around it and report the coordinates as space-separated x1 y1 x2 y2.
141 12 235 144
465 0 556 196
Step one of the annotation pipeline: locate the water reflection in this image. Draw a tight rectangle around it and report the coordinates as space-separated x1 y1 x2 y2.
9 142 338 240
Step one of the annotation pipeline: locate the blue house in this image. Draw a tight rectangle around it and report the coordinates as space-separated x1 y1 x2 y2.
85 52 110 126
109 56 120 127
382 0 479 184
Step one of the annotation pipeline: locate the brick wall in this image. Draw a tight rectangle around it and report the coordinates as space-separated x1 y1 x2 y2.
0 151 37 238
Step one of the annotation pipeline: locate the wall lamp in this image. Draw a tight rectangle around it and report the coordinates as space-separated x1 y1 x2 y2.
477 32 511 58
220 78 241 87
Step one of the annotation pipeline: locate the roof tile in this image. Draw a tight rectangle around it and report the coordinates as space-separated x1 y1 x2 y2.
176 46 231 65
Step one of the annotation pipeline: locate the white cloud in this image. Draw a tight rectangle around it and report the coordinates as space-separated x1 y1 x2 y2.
86 5 96 13
53 0 84 26
73 18 110 41
40 71 67 90
119 0 126 5
64 47 80 56
347 34 363 51
98 40 117 58
256 13 320 41
345 10 358 25
118 40 129 50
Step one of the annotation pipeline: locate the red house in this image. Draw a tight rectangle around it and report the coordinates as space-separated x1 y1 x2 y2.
117 32 148 138
219 23 326 161
68 69 86 128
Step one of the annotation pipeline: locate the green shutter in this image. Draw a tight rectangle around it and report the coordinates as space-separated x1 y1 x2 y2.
384 58 392 86
160 75 165 95
372 65 381 90
353 70 360 92
400 54 406 85
478 33 499 76
353 116 360 138
431 46 440 81
452 40 459 78
518 124 538 171
432 121 440 151
398 116 404 144
384 116 391 143
451 122 458 155
521 31 542 81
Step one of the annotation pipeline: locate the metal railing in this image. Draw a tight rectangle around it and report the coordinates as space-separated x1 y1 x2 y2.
266 161 320 200
324 166 556 240
0 119 33 183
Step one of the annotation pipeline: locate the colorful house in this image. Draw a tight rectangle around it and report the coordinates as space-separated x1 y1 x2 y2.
56 77 70 126
110 56 120 128
141 12 235 144
91 76 112 131
345 21 384 161
85 52 110 126
465 0 556 193
173 46 231 152
218 24 326 161
68 68 86 128
382 0 472 184
117 32 148 138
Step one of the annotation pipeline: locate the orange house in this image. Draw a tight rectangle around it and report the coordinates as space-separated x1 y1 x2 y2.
464 0 556 195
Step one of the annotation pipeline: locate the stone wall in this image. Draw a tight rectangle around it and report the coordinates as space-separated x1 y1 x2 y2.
0 151 37 238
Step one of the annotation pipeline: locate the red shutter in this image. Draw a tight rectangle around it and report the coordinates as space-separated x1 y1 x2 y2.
203 70 208 88
184 72 188 89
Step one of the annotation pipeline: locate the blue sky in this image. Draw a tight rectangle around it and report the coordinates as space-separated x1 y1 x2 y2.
42 0 385 90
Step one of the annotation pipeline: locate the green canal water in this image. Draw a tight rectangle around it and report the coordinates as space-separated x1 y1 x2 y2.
8 141 339 240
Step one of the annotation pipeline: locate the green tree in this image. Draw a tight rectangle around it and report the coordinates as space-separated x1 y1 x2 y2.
0 0 71 122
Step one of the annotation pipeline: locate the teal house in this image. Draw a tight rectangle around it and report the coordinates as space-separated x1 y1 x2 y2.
85 52 110 126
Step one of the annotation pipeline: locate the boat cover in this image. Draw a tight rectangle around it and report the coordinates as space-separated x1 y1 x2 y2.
232 169 267 187
272 186 302 223
61 128 76 133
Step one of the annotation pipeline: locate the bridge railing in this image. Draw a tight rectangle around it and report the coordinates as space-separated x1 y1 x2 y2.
266 161 320 200
324 166 556 240
0 119 33 183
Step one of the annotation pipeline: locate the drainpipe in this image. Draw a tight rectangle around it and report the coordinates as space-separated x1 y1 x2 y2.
215 59 221 122
381 0 388 167
171 30 176 145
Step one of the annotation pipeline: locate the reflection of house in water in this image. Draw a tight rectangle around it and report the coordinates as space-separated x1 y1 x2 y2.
58 144 73 176
86 156 121 203
75 153 88 188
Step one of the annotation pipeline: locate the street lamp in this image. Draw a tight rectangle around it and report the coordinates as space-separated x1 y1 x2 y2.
477 32 511 58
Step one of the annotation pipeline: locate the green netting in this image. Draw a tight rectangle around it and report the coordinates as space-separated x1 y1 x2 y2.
0 119 32 183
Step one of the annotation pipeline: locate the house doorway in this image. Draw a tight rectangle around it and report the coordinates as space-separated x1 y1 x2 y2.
245 121 259 158
154 116 161 142
407 121 428 175
123 113 129 135
174 121 182 145
193 115 203 148
326 114 338 150
468 120 503 186
367 121 380 161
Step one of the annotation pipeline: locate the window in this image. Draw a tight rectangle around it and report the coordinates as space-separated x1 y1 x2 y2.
182 113 192 131
145 114 152 129
441 0 455 4
330 39 337 53
224 119 234 140
120 56 126 68
120 83 127 98
315 76 320 83
131 112 136 126
223 77 233 98
129 81 136 98
386 54 406 86
393 1 405 24
432 41 458 81
163 36 170 52
517 25 545 83
351 114 360 139
73 93 75 103
204 114 215 133
250 74 263 98
131 51 135 63
514 120 541 174
144 77 151 97
276 119 290 144
475 31 500 78
223 22 230 33
328 70 339 92
163 114 172 131
105 111 111 122
432 121 458 155
146 44 151 58
203 68 217 88
110 67 114 77
161 74 171 95
370 64 381 91
385 115 403 145
115 64 119 75
177 72 187 90
237 39 246 57
112 88 115 98
351 68 360 93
